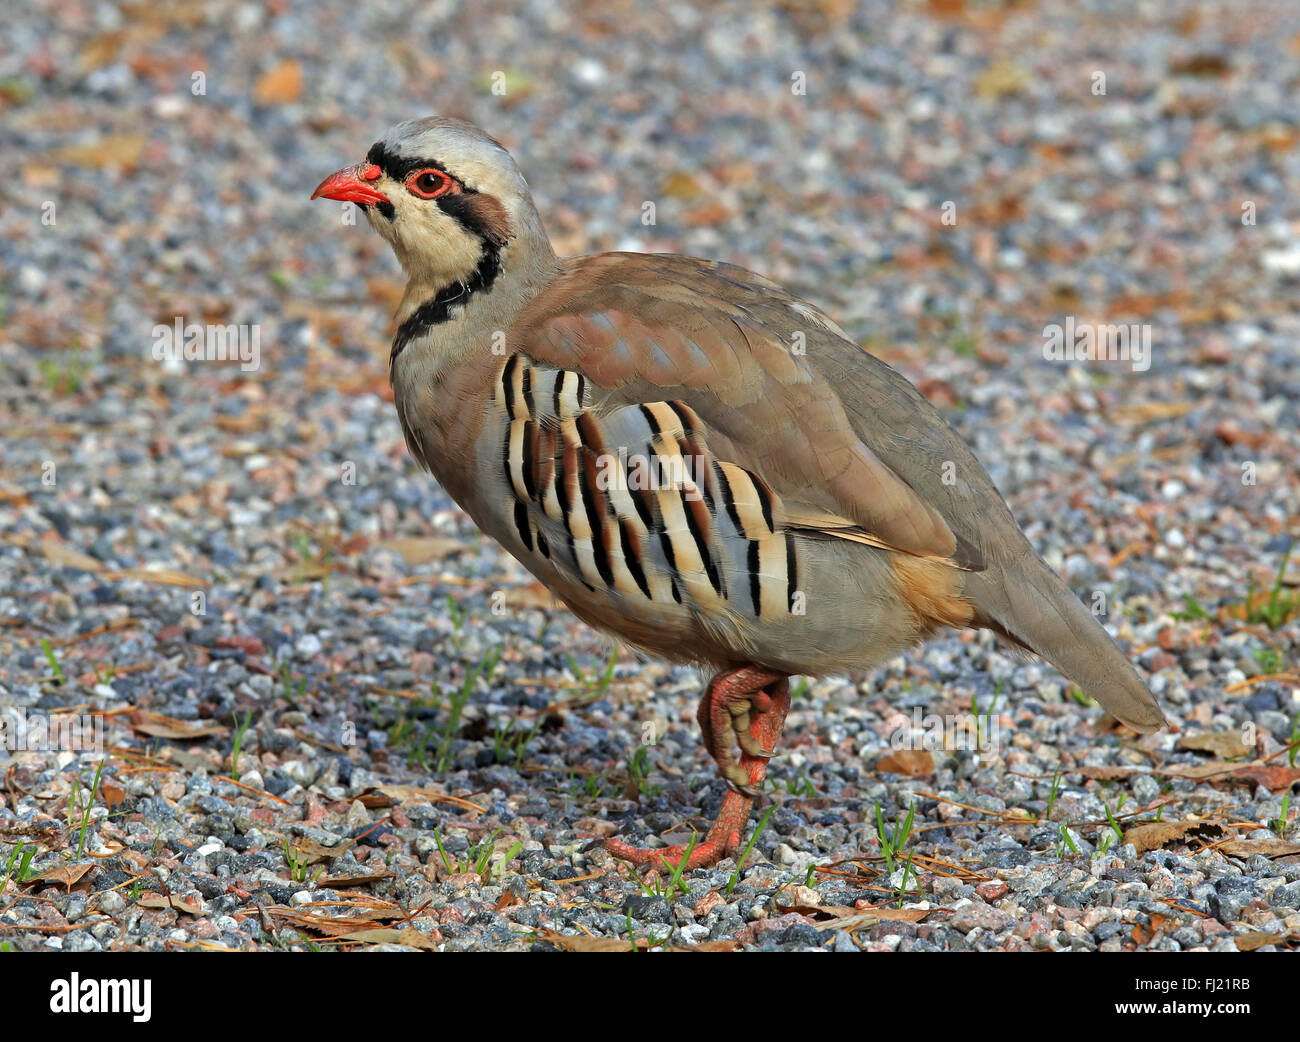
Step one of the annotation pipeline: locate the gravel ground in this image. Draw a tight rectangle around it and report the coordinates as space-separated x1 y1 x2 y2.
2 0 1299 952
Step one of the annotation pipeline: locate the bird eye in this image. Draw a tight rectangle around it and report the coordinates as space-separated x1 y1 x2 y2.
407 169 453 199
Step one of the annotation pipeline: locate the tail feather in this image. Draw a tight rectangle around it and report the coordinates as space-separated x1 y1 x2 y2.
965 555 1167 733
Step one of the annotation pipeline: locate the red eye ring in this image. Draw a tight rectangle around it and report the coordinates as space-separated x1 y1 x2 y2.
406 168 454 199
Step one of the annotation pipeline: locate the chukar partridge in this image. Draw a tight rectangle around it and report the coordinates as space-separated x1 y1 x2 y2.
312 117 1165 870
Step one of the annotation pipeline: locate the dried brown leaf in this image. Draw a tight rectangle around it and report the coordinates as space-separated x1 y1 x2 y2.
1179 731 1251 759
776 902 853 919
1158 762 1242 780
532 927 727 952
975 60 1030 100
128 711 227 740
1218 837 1300 858
1157 761 1300 790
1123 819 1224 854
1235 931 1283 951
536 930 638 952
372 785 485 813
501 581 558 612
214 634 264 656
374 536 466 565
319 870 393 888
28 862 94 890
1132 913 1172 945
811 912 878 932
78 29 129 71
1169 53 1231 77
137 893 203 915
1232 765 1300 791
1076 766 1141 780
660 171 707 202
875 749 934 777
110 566 207 588
41 538 104 573
812 907 928 933
287 836 354 865
870 907 930 921
54 134 146 172
334 927 439 949
253 60 302 105
1110 401 1196 425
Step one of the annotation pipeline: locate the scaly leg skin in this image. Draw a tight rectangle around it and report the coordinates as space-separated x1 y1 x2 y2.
606 667 791 872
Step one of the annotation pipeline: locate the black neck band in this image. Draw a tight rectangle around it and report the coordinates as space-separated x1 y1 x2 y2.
390 241 503 364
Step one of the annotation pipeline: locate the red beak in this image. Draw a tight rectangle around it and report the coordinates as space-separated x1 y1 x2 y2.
310 164 389 207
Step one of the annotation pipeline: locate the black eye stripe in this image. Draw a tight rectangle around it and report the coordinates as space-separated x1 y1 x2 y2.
365 141 506 246
367 143 474 195
366 142 450 184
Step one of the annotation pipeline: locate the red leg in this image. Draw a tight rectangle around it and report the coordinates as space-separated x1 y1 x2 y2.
606 668 790 872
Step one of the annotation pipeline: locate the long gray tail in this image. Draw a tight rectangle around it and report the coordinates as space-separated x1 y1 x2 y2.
965 554 1167 733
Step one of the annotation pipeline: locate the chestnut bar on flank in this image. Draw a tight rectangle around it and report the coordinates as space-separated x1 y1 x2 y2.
310 116 1165 871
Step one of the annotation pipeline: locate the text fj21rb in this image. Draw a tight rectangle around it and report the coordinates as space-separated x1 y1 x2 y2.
1134 979 1252 994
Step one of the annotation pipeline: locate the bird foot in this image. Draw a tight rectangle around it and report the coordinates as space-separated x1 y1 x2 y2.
606 668 791 873
604 815 741 872
698 667 790 796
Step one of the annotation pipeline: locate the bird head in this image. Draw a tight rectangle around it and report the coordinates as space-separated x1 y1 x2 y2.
311 117 547 291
